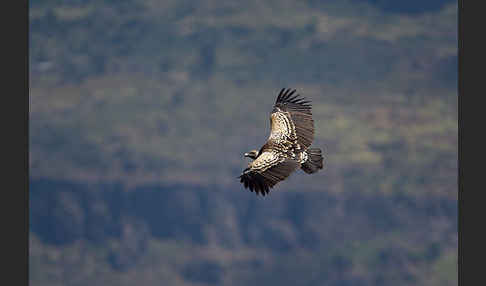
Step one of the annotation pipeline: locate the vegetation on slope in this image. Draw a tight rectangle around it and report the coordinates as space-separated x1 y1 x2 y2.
29 1 457 285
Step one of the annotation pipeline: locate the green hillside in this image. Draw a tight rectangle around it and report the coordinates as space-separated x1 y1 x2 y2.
29 1 457 285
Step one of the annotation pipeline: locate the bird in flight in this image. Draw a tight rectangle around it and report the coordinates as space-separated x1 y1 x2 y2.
239 88 324 196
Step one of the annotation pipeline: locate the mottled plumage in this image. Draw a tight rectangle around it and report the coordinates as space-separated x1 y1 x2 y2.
239 88 324 196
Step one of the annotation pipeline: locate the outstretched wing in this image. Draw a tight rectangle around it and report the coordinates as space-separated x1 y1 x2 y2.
270 88 314 150
239 151 300 196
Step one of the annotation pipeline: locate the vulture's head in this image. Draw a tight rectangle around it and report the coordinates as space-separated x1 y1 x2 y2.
244 149 259 160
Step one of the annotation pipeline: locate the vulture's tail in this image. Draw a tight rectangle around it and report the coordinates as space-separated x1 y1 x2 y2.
301 148 324 174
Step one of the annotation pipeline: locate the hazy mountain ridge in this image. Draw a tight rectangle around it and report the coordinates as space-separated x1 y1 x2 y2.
29 1 457 285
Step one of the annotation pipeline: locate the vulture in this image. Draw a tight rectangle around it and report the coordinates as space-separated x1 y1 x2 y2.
239 88 324 196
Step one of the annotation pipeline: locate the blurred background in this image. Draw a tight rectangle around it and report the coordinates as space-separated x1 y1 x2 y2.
29 0 458 285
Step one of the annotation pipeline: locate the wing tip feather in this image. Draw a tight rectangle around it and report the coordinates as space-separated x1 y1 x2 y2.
275 88 312 108
239 171 271 196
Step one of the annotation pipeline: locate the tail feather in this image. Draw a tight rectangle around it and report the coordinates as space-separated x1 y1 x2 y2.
301 148 324 174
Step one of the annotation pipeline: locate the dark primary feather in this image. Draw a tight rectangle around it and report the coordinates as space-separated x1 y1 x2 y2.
275 88 312 114
239 158 299 196
239 171 270 195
